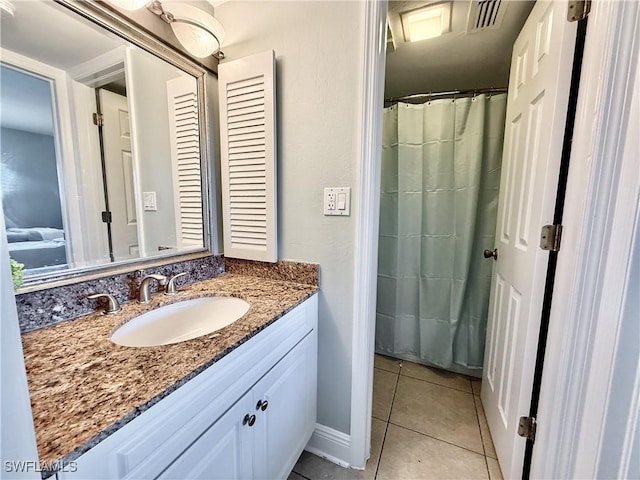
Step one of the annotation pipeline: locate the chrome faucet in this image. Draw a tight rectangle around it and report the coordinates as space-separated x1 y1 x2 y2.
165 272 187 295
138 274 167 303
87 293 121 315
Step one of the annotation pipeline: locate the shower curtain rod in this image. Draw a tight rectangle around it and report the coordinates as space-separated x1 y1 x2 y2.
385 87 508 105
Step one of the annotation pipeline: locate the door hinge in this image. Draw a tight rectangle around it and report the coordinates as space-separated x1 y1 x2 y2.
101 211 112 223
518 416 537 442
93 112 104 127
567 0 591 21
540 224 563 251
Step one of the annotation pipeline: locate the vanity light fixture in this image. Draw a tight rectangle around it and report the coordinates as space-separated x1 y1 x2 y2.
108 0 225 59
401 2 451 42
0 0 15 17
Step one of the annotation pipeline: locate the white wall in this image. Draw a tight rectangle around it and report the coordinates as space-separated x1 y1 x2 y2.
0 200 39 480
215 1 365 434
126 48 189 255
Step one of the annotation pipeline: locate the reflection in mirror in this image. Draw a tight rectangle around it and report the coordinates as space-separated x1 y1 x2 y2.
0 0 208 284
1 65 67 274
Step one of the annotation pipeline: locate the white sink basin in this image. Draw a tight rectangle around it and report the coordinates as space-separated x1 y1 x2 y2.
111 297 250 347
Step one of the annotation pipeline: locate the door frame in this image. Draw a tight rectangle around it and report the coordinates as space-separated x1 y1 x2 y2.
348 0 387 469
0 49 86 269
349 0 640 476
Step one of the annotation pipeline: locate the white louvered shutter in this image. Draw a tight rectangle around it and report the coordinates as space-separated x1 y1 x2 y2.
219 50 277 262
167 76 203 248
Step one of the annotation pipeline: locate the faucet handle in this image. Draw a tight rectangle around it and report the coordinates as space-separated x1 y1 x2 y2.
143 274 167 286
165 272 188 295
87 294 121 315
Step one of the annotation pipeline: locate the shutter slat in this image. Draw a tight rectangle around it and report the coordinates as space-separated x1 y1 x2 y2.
227 76 264 92
228 112 265 125
228 125 266 137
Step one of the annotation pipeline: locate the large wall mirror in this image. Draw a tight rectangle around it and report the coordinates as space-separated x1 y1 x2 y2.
0 0 216 289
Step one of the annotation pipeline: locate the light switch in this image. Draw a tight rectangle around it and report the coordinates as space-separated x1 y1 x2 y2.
143 192 157 211
337 193 346 210
324 187 350 216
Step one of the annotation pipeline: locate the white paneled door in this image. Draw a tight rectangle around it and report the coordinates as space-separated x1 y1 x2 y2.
99 89 139 261
481 2 577 478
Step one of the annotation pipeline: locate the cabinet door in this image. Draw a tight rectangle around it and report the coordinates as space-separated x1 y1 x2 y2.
253 333 317 480
159 395 254 480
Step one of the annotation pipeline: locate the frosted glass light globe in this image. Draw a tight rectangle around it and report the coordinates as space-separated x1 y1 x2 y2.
108 0 149 11
166 2 225 58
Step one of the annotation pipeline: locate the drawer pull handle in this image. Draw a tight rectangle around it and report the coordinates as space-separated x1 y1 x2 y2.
256 400 269 411
243 414 256 427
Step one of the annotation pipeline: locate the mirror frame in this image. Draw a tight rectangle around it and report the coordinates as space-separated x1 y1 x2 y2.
13 0 219 294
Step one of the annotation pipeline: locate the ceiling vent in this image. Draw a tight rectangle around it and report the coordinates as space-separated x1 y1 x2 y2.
467 0 507 32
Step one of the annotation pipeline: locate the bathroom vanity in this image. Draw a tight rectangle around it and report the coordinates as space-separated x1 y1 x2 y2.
6 1 319 476
20 274 318 479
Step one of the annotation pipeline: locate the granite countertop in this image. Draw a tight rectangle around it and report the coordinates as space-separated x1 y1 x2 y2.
20 273 318 467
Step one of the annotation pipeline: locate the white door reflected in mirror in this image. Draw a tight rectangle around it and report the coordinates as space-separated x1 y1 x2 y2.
99 89 139 262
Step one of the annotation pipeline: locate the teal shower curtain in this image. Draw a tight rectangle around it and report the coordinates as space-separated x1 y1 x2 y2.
375 94 507 374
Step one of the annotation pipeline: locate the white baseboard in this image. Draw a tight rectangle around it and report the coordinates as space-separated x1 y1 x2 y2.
304 423 351 468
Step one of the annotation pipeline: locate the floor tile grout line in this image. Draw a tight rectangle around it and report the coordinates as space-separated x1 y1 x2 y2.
399 371 475 394
374 365 401 375
373 419 390 480
374 366 401 480
372 413 388 423
473 394 499 460
291 461 310 478
484 455 492 480
387 420 486 458
375 355 476 394
373 354 402 375
290 461 313 480
472 392 488 457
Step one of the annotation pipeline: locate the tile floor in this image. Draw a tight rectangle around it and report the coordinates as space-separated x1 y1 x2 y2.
289 354 503 480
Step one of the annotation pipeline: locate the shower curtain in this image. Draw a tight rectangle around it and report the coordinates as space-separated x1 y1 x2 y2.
375 94 507 374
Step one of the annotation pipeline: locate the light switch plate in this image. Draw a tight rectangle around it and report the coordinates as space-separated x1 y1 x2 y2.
324 187 351 216
143 192 157 211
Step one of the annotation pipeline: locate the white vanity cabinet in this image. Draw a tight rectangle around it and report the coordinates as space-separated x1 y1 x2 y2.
57 294 317 480
159 394 254 479
252 332 316 480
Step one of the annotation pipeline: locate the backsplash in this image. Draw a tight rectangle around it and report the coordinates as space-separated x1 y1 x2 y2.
16 255 224 332
225 258 318 286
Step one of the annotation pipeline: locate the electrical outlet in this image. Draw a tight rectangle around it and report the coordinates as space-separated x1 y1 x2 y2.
324 187 351 216
327 191 336 211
